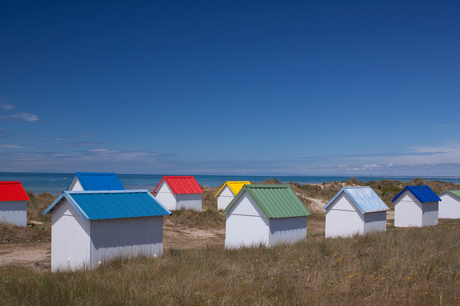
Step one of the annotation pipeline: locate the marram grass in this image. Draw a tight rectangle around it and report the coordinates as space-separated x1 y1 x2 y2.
1 220 460 305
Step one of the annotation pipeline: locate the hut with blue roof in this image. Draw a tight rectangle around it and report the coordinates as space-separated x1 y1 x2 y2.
392 185 441 227
67 172 124 191
324 187 389 238
43 190 171 271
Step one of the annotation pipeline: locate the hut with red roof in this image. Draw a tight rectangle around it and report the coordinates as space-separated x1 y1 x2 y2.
0 181 29 226
153 176 203 211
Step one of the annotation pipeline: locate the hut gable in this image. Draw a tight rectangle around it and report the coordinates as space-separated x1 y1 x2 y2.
215 181 250 210
324 187 389 214
215 181 250 197
223 185 310 248
392 185 441 204
44 190 171 271
44 190 171 220
437 190 460 219
224 184 311 219
392 185 441 227
324 187 389 238
0 181 29 226
153 176 203 211
153 176 203 195
67 172 124 191
0 181 29 202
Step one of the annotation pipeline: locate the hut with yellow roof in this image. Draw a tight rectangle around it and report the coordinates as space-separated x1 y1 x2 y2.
215 181 250 210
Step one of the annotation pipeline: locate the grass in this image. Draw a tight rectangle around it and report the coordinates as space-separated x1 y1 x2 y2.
26 191 54 227
0 192 55 244
1 220 460 305
165 186 225 229
290 177 459 209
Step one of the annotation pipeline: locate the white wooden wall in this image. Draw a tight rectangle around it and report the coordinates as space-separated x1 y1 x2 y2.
394 191 423 227
0 201 27 226
51 199 91 271
155 181 177 210
325 193 364 238
89 216 164 268
225 192 269 248
422 202 438 226
439 193 460 219
68 178 84 191
363 211 387 233
176 194 202 211
269 216 307 245
217 185 234 210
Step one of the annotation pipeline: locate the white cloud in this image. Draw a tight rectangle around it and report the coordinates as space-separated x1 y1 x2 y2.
0 112 40 122
363 164 381 169
0 145 24 149
1 104 15 111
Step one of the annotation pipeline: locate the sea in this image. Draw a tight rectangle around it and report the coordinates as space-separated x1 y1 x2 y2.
1 172 459 195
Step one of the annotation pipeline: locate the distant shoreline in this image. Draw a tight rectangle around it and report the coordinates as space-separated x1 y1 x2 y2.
4 172 457 195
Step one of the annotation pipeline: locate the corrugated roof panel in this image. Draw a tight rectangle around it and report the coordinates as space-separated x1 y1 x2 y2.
345 187 388 213
43 190 171 221
438 190 460 200
324 187 389 214
215 181 251 197
224 184 311 218
68 172 125 191
153 176 203 194
0 181 29 202
392 185 441 203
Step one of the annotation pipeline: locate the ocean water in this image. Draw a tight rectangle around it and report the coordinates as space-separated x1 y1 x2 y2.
0 172 458 195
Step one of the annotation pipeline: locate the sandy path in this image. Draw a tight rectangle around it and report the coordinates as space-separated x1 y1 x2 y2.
163 227 225 249
0 227 225 269
0 195 329 269
0 242 51 269
297 195 326 213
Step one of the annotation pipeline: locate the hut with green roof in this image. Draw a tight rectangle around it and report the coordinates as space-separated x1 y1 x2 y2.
223 184 311 248
438 190 460 219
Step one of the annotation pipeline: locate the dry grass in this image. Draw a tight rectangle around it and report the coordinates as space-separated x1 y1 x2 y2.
1 181 460 304
0 192 55 245
26 191 54 226
164 187 225 230
0 223 50 244
1 220 460 305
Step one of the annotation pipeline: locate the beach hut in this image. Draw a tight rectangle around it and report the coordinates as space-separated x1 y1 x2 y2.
392 185 441 227
0 181 29 226
323 187 389 238
43 190 171 271
223 184 311 248
215 181 250 210
67 172 124 191
437 190 460 219
153 176 203 211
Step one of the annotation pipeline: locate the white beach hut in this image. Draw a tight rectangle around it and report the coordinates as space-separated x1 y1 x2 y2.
153 176 203 211
323 187 389 238
43 190 171 271
223 184 311 248
392 185 441 227
438 190 460 219
215 181 250 210
67 172 124 191
0 181 29 226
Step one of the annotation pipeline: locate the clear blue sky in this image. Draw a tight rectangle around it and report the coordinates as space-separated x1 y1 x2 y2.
1 0 459 176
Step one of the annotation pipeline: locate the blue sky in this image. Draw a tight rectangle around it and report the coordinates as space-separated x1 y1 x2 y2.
1 0 459 176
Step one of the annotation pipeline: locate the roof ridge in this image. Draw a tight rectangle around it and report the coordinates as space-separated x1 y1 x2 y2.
247 184 288 188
